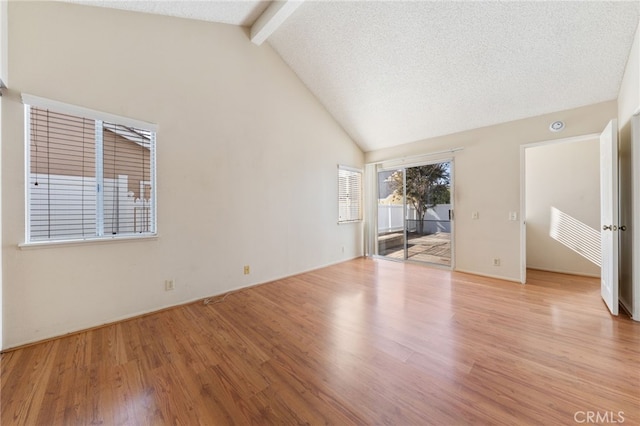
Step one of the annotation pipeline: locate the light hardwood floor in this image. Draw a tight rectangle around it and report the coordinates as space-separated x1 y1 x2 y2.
2 258 639 425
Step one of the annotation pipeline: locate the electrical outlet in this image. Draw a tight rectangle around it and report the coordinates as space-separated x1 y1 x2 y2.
341 246 345 253
243 265 250 275
165 279 175 291
493 258 501 267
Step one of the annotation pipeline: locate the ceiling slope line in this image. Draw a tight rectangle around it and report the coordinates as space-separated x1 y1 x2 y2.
250 0 305 46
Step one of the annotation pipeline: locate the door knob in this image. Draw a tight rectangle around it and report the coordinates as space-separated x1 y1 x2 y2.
620 226 627 231
603 225 612 231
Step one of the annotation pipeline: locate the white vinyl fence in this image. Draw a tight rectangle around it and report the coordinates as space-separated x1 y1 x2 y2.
30 173 151 240
378 204 451 235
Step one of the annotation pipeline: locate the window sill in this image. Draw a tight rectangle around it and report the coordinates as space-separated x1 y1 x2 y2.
338 220 363 225
19 234 159 250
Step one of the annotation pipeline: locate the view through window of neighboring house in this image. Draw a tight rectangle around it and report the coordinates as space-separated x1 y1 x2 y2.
25 101 156 243
338 166 362 223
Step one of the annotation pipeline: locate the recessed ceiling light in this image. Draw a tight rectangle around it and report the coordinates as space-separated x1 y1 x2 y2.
549 120 565 132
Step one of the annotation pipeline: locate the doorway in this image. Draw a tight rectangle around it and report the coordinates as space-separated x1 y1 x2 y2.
376 160 453 267
520 134 602 283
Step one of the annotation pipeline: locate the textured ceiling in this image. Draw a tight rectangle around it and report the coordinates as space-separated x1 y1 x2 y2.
65 1 640 152
269 1 640 151
69 0 271 26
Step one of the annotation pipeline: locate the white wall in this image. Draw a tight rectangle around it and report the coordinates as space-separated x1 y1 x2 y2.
366 101 617 282
525 139 601 276
1 2 364 349
617 20 640 319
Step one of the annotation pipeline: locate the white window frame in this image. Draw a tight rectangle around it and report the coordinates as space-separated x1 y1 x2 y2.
22 94 158 246
338 164 363 224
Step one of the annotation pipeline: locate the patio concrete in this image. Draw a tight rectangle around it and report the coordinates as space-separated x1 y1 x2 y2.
379 232 451 266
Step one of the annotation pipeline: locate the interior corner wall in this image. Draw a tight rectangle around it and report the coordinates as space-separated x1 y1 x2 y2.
525 139 601 277
617 19 640 319
0 0 7 351
1 2 364 349
365 101 617 282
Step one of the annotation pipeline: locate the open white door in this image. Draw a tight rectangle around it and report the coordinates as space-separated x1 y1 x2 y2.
600 119 619 315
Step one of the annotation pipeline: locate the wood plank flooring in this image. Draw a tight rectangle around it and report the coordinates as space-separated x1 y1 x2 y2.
2 258 639 425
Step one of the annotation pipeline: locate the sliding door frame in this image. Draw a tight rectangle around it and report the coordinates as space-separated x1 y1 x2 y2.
373 158 455 270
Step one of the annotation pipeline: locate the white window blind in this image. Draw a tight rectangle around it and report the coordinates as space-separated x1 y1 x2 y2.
25 100 156 243
338 165 362 223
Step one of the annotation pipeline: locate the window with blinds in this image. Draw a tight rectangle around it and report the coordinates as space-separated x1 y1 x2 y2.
25 98 156 243
338 165 362 223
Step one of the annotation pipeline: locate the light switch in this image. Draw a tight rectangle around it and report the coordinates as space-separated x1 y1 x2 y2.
509 212 518 221
472 211 479 220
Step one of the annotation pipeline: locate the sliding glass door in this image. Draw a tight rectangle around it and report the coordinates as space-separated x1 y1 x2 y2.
376 161 453 267
377 168 407 259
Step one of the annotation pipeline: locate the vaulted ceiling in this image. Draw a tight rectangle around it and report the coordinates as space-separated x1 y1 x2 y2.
70 1 640 152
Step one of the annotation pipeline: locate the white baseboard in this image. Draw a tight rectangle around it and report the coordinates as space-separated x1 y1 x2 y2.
453 268 522 284
619 297 638 321
526 266 600 278
3 255 365 352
